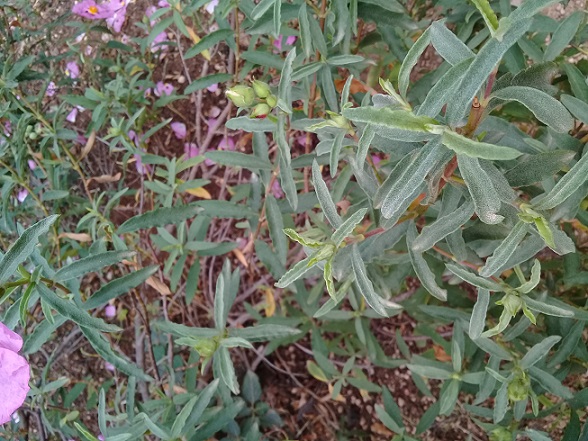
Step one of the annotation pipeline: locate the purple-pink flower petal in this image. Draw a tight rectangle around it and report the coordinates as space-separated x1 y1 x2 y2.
72 0 117 19
184 143 199 159
0 322 30 425
0 322 23 353
46 82 56 97
16 189 28 203
154 81 173 97
66 108 79 123
171 122 187 139
65 61 80 79
104 305 116 319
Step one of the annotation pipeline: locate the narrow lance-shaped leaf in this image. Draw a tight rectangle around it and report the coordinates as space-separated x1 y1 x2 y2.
342 107 437 133
471 0 499 34
356 124 376 167
36 284 121 333
504 150 576 187
330 130 346 178
543 11 584 62
228 324 301 342
398 27 431 98
517 259 541 294
479 221 528 277
407 223 447 301
376 138 447 219
446 20 531 124
412 201 474 252
429 21 474 65
298 3 312 59
442 130 522 160
491 86 574 133
469 288 490 339
351 245 388 316
214 346 239 394
251 0 275 20
54 251 135 282
520 335 561 369
534 151 588 210
331 208 367 247
278 48 296 113
458 155 504 225
275 252 318 288
561 94 588 125
312 160 342 228
0 215 58 286
213 272 226 330
265 195 287 265
446 263 503 291
117 205 200 233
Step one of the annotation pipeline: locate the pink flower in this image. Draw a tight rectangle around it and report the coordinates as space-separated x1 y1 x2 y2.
0 322 30 424
72 0 118 19
206 83 219 93
46 82 56 97
371 155 381 166
104 305 116 318
205 0 218 14
154 81 173 97
16 189 28 203
134 153 147 175
273 35 297 52
184 143 199 159
106 3 127 33
271 180 283 199
218 137 235 151
66 108 79 123
151 32 168 53
158 0 169 6
171 122 186 139
65 61 80 79
27 160 36 171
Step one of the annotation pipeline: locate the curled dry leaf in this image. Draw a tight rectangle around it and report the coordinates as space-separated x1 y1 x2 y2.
88 172 122 184
58 232 92 242
146 276 171 296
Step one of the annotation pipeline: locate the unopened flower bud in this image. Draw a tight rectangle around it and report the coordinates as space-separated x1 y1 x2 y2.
265 94 278 108
252 80 271 98
193 339 217 358
250 103 271 119
507 375 530 402
225 85 255 108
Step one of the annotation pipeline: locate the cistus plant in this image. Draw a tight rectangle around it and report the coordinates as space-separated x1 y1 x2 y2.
1 0 588 440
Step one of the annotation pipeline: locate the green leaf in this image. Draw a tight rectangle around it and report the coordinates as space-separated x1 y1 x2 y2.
0 215 58 286
320 65 338 111
228 324 301 342
184 29 234 59
265 195 287 265
505 150 576 186
342 107 436 133
153 320 220 339
225 116 276 132
528 366 573 399
278 48 296 113
329 130 346 178
356 124 376 167
548 320 584 368
84 266 157 310
491 86 574 133
117 205 200 233
416 402 440 434
327 55 364 66
446 264 503 291
458 155 504 225
214 346 239 394
479 221 528 277
442 130 522 160
292 62 324 81
516 259 541 294
36 284 121 333
358 0 404 13
493 382 509 423
439 379 460 415
80 326 153 381
375 139 447 219
242 371 262 404
298 3 312 59
398 26 431 98
520 335 561 369
204 151 273 170
213 270 227 330
534 151 588 210
563 63 588 103
407 223 447 301
195 200 256 218
351 244 388 316
251 0 275 19
446 20 531 124
275 252 317 288
332 208 367 247
412 202 474 252
54 251 135 282
241 50 284 70
522 295 574 317
429 21 474 65
312 160 343 228
469 289 490 340
375 404 404 433
178 379 219 436
543 11 584 62
471 0 499 33
184 73 232 94
561 94 588 125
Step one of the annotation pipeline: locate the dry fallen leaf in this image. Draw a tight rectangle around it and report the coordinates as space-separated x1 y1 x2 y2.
232 248 248 268
146 276 171 296
186 26 211 60
58 232 92 242
185 187 212 199
334 77 369 94
89 172 122 184
371 422 394 437
433 344 452 362
80 130 96 160
328 383 346 403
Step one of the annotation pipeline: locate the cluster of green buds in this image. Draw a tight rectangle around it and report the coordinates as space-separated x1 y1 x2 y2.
489 427 513 441
24 123 43 141
225 80 278 119
507 369 531 402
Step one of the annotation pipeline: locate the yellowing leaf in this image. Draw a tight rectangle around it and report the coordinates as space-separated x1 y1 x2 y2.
186 26 211 61
232 248 248 268
185 187 212 199
328 383 346 403
263 288 275 317
306 361 328 382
